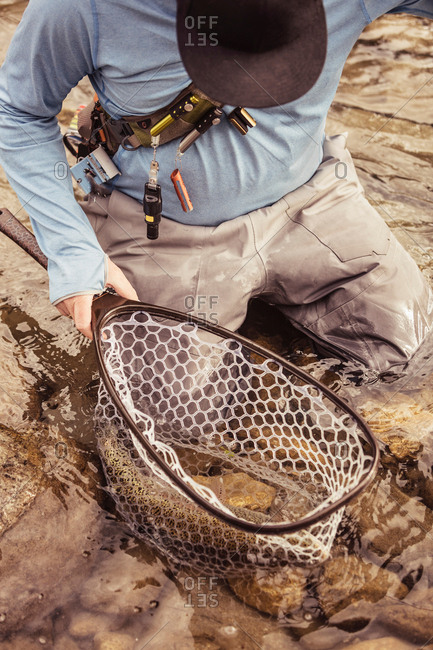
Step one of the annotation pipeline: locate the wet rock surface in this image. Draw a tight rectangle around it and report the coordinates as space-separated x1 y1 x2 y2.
193 471 277 512
78 546 166 618
0 420 107 643
359 393 433 451
0 424 47 534
227 568 306 617
298 625 355 650
316 555 408 618
0 486 103 640
380 434 422 461
346 472 433 559
375 587 433 645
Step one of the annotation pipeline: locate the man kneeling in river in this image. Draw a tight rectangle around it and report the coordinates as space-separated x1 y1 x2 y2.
0 0 432 373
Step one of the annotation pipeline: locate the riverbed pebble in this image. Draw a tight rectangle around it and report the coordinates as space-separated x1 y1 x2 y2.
0 424 47 536
299 625 353 650
193 472 276 511
376 587 433 644
359 395 433 450
316 555 408 618
227 567 306 616
381 434 422 460
262 630 299 649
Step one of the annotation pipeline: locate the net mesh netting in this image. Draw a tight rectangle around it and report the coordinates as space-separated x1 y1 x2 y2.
95 309 376 574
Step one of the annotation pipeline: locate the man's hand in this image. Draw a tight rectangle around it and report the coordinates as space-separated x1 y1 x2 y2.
55 257 139 339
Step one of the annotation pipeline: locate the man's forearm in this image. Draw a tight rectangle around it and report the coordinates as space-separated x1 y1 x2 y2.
0 0 106 304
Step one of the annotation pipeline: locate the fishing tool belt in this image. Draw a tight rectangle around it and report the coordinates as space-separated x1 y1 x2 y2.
63 83 256 238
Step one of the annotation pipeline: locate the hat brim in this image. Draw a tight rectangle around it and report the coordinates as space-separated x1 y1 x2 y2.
177 0 327 108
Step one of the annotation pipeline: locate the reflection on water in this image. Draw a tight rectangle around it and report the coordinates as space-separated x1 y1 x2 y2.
1 6 433 649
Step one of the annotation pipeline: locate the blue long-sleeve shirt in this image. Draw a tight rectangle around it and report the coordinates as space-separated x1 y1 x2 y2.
0 0 432 304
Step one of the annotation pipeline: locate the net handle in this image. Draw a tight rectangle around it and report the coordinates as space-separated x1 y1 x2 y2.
93 300 380 535
0 208 48 269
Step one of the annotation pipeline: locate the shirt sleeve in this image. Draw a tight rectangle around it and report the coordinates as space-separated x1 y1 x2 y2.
0 0 107 304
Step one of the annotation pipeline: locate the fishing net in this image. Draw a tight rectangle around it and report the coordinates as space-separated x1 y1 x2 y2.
94 297 378 575
0 210 378 574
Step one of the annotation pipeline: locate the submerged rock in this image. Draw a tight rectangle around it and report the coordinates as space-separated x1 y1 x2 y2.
376 587 433 645
359 394 433 456
299 625 354 650
0 422 102 539
0 422 106 639
316 555 408 618
79 550 166 618
227 567 306 616
381 434 422 461
193 472 276 512
0 424 48 535
262 630 299 650
0 487 103 638
346 474 433 558
183 572 285 648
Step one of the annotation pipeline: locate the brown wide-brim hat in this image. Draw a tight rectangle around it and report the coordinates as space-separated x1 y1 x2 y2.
177 0 327 108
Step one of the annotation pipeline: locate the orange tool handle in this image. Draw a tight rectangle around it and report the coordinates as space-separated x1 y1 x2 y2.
170 169 193 212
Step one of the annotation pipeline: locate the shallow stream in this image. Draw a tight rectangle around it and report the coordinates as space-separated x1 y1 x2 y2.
1 4 433 649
